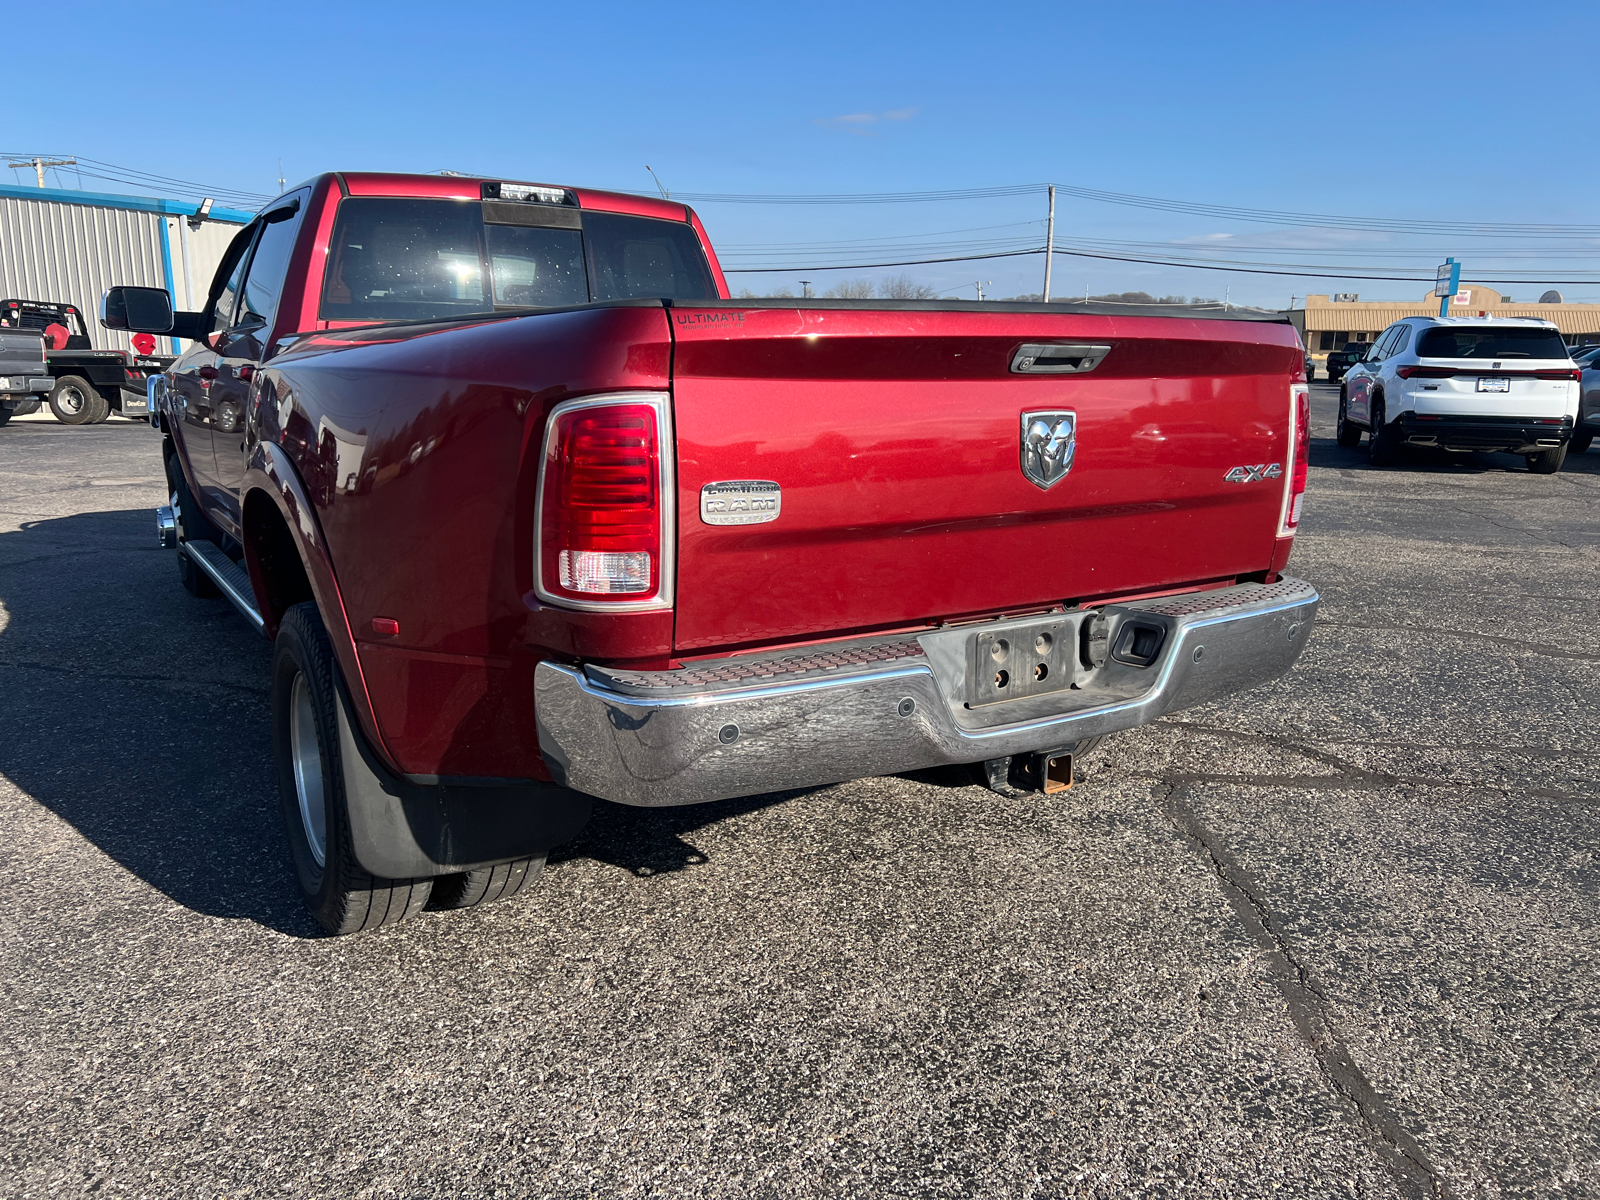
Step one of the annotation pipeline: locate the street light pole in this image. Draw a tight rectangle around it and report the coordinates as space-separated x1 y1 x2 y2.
1042 185 1056 302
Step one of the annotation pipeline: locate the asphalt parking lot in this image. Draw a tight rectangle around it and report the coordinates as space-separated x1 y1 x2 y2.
1 386 1597 1199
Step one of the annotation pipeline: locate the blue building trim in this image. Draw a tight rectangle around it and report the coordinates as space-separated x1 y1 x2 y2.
0 181 254 223
156 217 180 354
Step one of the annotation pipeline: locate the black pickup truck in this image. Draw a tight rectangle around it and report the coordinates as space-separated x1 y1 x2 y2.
0 299 172 424
0 327 53 425
1323 341 1373 383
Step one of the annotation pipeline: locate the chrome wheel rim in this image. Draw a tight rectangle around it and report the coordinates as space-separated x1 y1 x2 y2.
289 673 327 867
58 386 85 415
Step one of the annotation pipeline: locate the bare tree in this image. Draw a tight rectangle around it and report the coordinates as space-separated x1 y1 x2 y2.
824 278 875 299
736 286 795 298
879 273 938 300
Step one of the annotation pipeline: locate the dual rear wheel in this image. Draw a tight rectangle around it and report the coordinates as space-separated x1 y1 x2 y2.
48 376 109 425
270 602 543 934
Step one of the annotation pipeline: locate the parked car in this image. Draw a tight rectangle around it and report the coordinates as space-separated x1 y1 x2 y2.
1305 353 1315 382
103 171 1319 935
1324 341 1373 382
1576 359 1600 455
0 298 173 424
1569 344 1600 369
1337 317 1579 472
0 327 54 425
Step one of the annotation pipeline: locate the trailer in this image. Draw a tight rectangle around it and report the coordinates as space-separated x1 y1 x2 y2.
0 298 172 423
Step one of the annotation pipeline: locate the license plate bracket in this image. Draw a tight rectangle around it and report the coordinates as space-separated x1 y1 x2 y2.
966 617 1075 707
1476 377 1511 393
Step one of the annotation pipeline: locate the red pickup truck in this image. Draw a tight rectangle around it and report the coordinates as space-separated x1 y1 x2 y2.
103 172 1317 936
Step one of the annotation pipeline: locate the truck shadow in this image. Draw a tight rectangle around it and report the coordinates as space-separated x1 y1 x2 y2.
1311 436 1600 475
0 510 803 936
551 789 817 879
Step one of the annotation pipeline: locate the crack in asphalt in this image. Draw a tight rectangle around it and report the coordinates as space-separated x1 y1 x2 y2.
1314 618 1600 663
1153 719 1597 804
0 659 268 697
1159 785 1451 1200
1457 508 1582 550
0 547 150 570
1163 719 1600 763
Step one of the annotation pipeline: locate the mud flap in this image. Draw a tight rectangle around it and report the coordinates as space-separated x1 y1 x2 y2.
334 682 592 878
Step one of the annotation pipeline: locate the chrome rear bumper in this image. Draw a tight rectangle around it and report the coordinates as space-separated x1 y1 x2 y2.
535 577 1318 807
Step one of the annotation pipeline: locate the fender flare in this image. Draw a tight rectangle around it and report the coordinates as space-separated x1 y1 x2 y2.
241 440 402 778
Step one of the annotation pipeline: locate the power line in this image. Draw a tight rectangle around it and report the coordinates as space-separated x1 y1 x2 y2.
726 241 1600 285
677 180 1600 240
675 184 1043 205
721 247 1046 273
0 151 271 205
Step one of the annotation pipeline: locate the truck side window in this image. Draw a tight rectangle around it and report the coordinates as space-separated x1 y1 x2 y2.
321 199 488 322
236 197 309 336
211 226 259 336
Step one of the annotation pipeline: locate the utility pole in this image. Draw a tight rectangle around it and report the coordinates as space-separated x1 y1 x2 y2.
7 156 75 187
975 280 990 301
1224 286 1230 311
800 280 812 299
1042 184 1056 302
277 159 286 192
645 165 670 199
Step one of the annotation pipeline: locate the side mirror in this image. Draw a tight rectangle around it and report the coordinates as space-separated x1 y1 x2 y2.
102 286 174 333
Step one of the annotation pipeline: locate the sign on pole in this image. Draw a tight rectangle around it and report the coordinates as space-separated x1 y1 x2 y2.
1435 258 1461 317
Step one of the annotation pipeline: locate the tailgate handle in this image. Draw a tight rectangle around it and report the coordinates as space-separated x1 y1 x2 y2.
1011 343 1111 374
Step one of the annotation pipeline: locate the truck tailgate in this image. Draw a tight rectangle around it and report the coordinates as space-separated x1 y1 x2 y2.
669 305 1302 654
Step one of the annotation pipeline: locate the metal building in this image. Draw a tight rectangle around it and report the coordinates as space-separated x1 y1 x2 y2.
0 182 252 354
1293 287 1600 371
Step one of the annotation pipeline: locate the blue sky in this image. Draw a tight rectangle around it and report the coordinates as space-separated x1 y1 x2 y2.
13 0 1600 305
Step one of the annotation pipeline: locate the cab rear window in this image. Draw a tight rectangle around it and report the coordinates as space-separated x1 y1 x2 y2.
320 198 716 322
1416 327 1569 359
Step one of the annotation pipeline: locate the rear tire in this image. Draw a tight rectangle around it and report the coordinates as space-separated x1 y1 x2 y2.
1526 445 1568 474
0 408 11 427
272 602 433 935
1366 398 1398 466
429 857 545 911
1336 392 1362 447
1571 431 1593 455
48 376 108 425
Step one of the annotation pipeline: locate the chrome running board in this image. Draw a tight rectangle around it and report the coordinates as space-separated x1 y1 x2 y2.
183 539 265 634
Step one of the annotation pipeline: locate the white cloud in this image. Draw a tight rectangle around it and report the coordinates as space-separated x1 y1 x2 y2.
815 108 918 135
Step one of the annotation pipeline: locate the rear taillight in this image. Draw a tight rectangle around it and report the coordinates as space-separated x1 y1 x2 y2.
1281 384 1310 534
536 395 672 609
1397 365 1581 381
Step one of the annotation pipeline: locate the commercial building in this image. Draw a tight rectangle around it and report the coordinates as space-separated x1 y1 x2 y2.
0 182 251 354
1293 289 1600 369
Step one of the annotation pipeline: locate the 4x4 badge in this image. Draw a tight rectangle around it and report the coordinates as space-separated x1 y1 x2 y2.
1224 463 1283 483
1020 410 1076 489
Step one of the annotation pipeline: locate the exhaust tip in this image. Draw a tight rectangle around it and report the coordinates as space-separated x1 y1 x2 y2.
156 505 177 549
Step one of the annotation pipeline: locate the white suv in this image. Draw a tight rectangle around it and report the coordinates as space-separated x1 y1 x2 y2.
1338 316 1580 473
